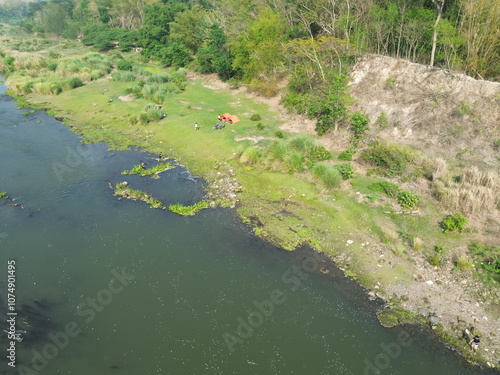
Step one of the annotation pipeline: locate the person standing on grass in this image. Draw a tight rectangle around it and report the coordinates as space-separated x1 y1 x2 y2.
194 122 199 131
469 335 480 353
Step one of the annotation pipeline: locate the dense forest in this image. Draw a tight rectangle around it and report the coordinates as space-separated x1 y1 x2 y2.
0 0 498 134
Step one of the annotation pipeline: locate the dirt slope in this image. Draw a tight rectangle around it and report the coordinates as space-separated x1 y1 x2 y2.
349 54 500 170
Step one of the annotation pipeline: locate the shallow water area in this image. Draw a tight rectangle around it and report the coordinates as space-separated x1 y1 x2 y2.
0 80 498 375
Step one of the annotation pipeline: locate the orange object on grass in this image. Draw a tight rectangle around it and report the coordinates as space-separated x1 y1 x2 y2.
221 113 240 123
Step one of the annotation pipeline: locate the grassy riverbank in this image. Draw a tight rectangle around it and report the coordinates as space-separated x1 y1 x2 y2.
1 35 498 368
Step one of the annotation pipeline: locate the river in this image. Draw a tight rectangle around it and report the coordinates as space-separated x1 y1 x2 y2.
0 80 497 375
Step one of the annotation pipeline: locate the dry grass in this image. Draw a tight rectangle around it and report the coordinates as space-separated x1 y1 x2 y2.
412 237 424 251
433 166 500 216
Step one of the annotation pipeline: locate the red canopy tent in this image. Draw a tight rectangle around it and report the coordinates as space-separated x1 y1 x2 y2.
220 113 240 123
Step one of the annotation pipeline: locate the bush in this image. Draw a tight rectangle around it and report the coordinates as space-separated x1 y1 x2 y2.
375 112 389 128
338 147 356 161
116 59 133 71
350 112 370 138
427 253 442 267
250 113 261 121
256 122 264 130
440 213 468 233
469 243 500 282
397 191 419 210
47 62 58 71
455 255 474 271
335 164 354 180
361 141 414 177
275 130 284 139
312 163 342 189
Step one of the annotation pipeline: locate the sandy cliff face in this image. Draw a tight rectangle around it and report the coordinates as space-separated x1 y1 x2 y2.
348 55 500 169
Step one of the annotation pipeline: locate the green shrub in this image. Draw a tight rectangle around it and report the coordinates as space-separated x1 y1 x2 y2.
250 113 261 121
310 145 331 162
361 141 414 177
397 191 419 210
350 112 370 138
275 130 284 139
440 213 468 233
335 164 354 180
435 245 445 254
256 122 264 130
47 62 58 71
454 101 472 116
375 112 389 128
367 181 400 199
427 253 442 267
469 243 500 282
312 163 342 189
116 59 133 71
338 147 356 161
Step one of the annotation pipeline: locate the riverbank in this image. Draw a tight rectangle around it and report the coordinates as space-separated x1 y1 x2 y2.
1 40 498 370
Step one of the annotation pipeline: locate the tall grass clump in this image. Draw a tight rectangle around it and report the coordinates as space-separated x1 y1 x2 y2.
433 166 499 216
145 74 170 84
266 140 288 163
263 136 330 173
82 53 112 72
112 71 136 82
137 103 163 124
361 141 414 177
312 163 342 189
13 54 46 70
286 151 305 173
240 147 261 166
132 65 152 76
32 80 62 95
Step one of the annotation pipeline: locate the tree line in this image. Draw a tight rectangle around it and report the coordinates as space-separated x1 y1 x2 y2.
1 0 498 133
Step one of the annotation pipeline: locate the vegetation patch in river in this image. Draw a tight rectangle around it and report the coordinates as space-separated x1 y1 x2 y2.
121 162 173 178
168 201 209 216
114 182 165 209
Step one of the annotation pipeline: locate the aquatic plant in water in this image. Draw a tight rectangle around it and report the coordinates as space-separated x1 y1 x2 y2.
168 201 210 216
121 162 173 177
114 183 165 209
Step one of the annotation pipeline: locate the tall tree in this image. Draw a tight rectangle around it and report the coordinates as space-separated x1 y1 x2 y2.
459 0 500 78
430 0 445 66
